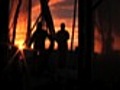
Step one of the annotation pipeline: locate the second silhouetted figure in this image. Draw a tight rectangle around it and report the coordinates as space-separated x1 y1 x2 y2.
55 23 69 68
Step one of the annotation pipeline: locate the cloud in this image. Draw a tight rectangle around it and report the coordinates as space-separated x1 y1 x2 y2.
51 0 74 7
50 0 75 19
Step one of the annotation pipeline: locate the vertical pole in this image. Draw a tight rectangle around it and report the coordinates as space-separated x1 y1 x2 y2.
0 0 9 77
79 0 93 83
0 0 9 44
25 0 32 45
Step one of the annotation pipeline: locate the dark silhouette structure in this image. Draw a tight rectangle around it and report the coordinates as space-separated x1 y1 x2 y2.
71 0 77 50
0 0 10 89
55 23 69 68
39 0 55 35
79 0 93 85
0 1 23 89
39 0 55 53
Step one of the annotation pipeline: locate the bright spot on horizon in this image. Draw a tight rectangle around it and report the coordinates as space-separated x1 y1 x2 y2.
18 44 25 50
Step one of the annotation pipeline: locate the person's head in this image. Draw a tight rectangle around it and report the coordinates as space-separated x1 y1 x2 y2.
60 23 65 30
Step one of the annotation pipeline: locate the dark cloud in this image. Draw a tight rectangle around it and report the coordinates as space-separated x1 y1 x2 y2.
51 0 74 7
51 8 73 19
50 0 75 19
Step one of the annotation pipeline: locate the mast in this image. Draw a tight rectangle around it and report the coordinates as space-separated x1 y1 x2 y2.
25 0 32 46
40 0 55 36
39 0 55 50
71 0 77 51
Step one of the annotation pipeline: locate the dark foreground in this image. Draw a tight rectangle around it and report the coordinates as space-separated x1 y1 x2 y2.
1 49 120 89
92 52 120 89
0 50 78 90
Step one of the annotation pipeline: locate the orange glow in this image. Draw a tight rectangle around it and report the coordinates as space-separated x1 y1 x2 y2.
113 34 120 50
9 0 77 51
11 0 119 54
94 40 102 54
14 17 27 48
18 44 25 50
94 26 102 54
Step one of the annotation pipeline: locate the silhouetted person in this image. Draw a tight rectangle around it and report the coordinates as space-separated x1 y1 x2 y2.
28 21 53 76
55 23 69 68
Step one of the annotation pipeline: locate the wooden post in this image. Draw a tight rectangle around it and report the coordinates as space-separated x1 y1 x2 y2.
0 0 9 74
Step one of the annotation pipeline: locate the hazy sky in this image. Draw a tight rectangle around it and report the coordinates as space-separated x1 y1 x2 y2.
10 0 120 53
94 0 120 52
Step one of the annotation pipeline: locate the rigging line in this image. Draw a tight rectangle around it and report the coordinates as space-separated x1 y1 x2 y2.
3 49 19 72
25 0 32 45
31 13 42 32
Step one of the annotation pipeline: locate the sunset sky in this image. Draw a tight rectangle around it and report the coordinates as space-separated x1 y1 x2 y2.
9 0 120 53
9 0 78 51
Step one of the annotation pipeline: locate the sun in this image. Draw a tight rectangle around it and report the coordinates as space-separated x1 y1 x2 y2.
18 44 25 50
